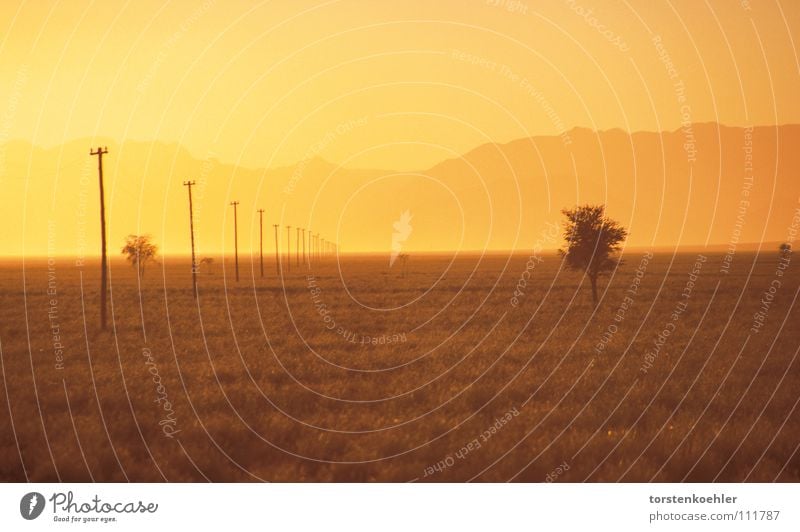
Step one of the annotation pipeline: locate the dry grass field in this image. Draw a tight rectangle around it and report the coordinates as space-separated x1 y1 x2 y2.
0 250 798 482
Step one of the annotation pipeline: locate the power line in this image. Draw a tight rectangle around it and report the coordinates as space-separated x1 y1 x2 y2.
286 225 292 272
257 209 265 278
90 146 109 330
230 201 240 282
302 228 307 268
272 224 280 276
183 180 198 297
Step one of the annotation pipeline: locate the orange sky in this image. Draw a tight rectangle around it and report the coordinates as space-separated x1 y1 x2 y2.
1 0 798 169
1 1 799 256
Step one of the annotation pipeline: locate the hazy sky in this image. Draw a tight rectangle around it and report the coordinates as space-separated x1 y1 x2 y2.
2 1 800 257
1 0 798 170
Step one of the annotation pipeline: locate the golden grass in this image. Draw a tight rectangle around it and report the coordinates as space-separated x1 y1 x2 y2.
0 251 797 481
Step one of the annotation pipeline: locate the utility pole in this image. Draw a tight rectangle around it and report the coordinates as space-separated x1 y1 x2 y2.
302 228 306 267
286 225 292 272
90 146 109 330
183 181 198 297
230 201 240 282
315 233 319 261
257 209 265 278
296 227 300 267
272 224 280 276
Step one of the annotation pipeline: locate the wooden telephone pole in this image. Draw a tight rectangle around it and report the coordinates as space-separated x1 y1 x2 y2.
296 227 300 267
230 201 240 282
183 181 198 296
302 228 306 267
272 224 280 275
257 209 265 278
286 225 292 272
90 147 109 330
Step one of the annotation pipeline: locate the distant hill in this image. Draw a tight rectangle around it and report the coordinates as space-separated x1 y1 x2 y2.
420 123 800 252
1 123 798 256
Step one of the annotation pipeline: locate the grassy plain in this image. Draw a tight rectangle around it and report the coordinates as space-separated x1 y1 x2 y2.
0 250 797 481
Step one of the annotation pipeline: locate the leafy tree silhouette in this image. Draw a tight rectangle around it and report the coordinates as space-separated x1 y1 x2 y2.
121 234 158 279
199 256 215 275
398 253 409 278
559 205 627 305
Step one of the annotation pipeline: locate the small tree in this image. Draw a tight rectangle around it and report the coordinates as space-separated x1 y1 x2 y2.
121 234 158 279
559 205 627 305
199 256 215 275
398 253 409 278
779 242 792 258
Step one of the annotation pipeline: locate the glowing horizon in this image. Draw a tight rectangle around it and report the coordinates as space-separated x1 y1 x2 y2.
1 1 799 256
2 1 798 168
